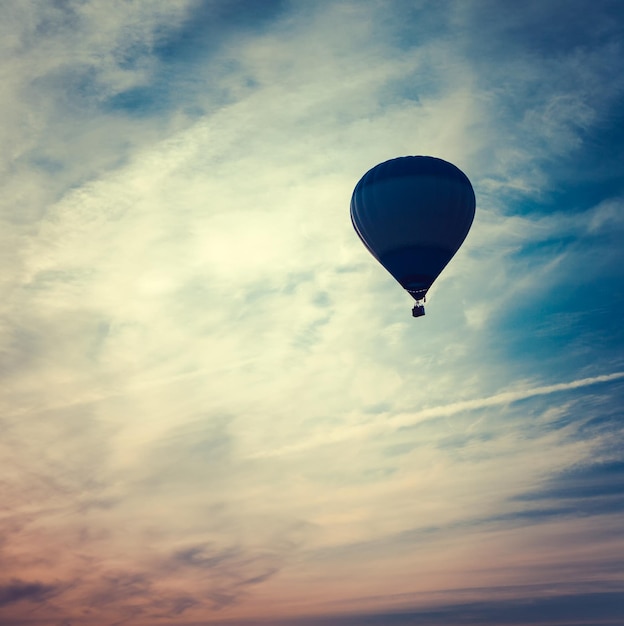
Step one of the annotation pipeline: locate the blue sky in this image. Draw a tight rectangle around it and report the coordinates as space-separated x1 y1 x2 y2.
1 1 623 624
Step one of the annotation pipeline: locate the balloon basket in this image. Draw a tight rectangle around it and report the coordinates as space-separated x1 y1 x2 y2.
412 302 426 318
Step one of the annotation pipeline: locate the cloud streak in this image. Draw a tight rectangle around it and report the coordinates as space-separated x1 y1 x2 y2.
0 579 58 607
251 371 624 458
1 1 624 624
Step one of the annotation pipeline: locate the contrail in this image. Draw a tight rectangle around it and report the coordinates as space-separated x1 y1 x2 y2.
250 371 624 458
394 371 624 424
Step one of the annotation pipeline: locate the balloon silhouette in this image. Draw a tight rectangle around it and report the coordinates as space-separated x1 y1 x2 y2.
350 156 475 317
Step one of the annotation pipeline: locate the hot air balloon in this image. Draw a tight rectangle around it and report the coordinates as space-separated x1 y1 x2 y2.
350 156 475 317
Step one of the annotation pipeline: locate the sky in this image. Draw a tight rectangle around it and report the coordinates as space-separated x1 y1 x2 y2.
1 1 624 624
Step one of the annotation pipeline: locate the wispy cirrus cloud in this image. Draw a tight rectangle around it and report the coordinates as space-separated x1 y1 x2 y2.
1 1 624 624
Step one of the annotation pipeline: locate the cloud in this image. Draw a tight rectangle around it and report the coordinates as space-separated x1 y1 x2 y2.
166 543 281 608
0 579 58 607
516 460 624 516
213 587 624 625
1 2 624 625
0 1 202 366
452 1 624 202
250 371 624 458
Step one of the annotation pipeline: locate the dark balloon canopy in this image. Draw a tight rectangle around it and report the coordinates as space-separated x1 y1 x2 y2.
350 156 475 317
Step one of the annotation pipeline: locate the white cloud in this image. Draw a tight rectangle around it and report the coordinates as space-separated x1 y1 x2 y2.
1 1 624 622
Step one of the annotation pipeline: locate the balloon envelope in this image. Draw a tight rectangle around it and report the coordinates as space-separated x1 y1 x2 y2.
350 156 475 306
